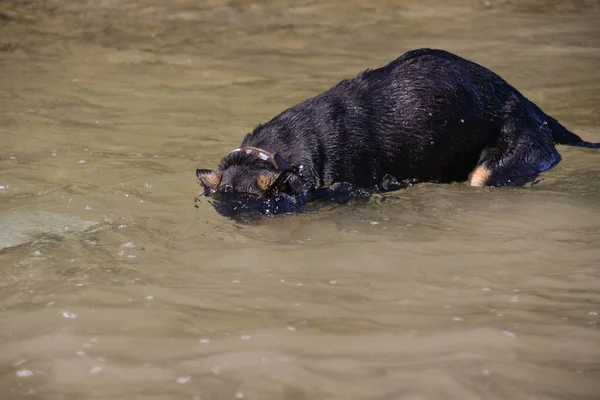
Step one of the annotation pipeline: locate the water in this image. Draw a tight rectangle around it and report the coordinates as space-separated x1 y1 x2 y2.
1 0 600 398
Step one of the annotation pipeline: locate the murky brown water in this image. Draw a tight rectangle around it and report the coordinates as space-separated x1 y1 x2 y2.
1 0 600 399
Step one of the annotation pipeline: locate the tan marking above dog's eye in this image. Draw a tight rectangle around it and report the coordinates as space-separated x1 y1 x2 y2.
256 172 277 192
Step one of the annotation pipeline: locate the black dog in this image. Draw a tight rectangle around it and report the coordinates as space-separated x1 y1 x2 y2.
197 49 599 214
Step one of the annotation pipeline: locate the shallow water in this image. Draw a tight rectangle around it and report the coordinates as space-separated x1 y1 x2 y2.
1 0 600 399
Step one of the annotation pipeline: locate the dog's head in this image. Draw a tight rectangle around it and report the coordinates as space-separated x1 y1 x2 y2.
197 147 302 199
196 147 306 217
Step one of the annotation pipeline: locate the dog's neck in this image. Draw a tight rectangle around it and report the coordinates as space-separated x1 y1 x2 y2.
227 146 291 171
241 120 318 186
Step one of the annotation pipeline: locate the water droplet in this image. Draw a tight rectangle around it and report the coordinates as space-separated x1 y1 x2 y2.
280 279 285 283
62 311 77 319
510 296 519 303
232 280 240 284
16 369 33 377
176 376 191 384
121 242 135 248
483 369 491 376
118 224 127 229
287 325 296 331
503 330 517 338
329 280 337 285
76 351 86 356
453 316 462 321
482 287 490 291
127 254 136 259
241 335 251 341
33 250 41 256
145 295 154 300
235 391 245 399
9 156 17 160
589 311 598 316
297 283 303 286
78 160 86 164
84 205 92 211
199 338 211 344
370 221 379 225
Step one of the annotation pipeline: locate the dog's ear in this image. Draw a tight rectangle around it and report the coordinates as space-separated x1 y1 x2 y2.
196 169 222 192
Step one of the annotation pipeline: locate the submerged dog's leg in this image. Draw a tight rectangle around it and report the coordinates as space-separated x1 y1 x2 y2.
469 148 492 187
471 146 560 187
469 164 492 187
466 97 564 187
473 132 561 187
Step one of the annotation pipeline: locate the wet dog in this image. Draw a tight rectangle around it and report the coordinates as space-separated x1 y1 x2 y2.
197 49 599 215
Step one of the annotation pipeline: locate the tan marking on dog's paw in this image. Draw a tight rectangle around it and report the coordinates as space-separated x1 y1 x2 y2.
256 172 277 192
469 164 491 187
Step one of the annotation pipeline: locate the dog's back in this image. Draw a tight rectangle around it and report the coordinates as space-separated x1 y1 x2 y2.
247 49 511 186
327 49 512 183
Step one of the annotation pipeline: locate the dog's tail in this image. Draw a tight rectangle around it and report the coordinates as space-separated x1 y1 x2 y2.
547 116 600 149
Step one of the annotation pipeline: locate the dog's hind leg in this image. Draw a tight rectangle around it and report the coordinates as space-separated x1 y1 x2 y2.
469 162 493 187
469 123 562 187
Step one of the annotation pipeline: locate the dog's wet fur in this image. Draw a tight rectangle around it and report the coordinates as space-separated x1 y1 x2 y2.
197 49 599 216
